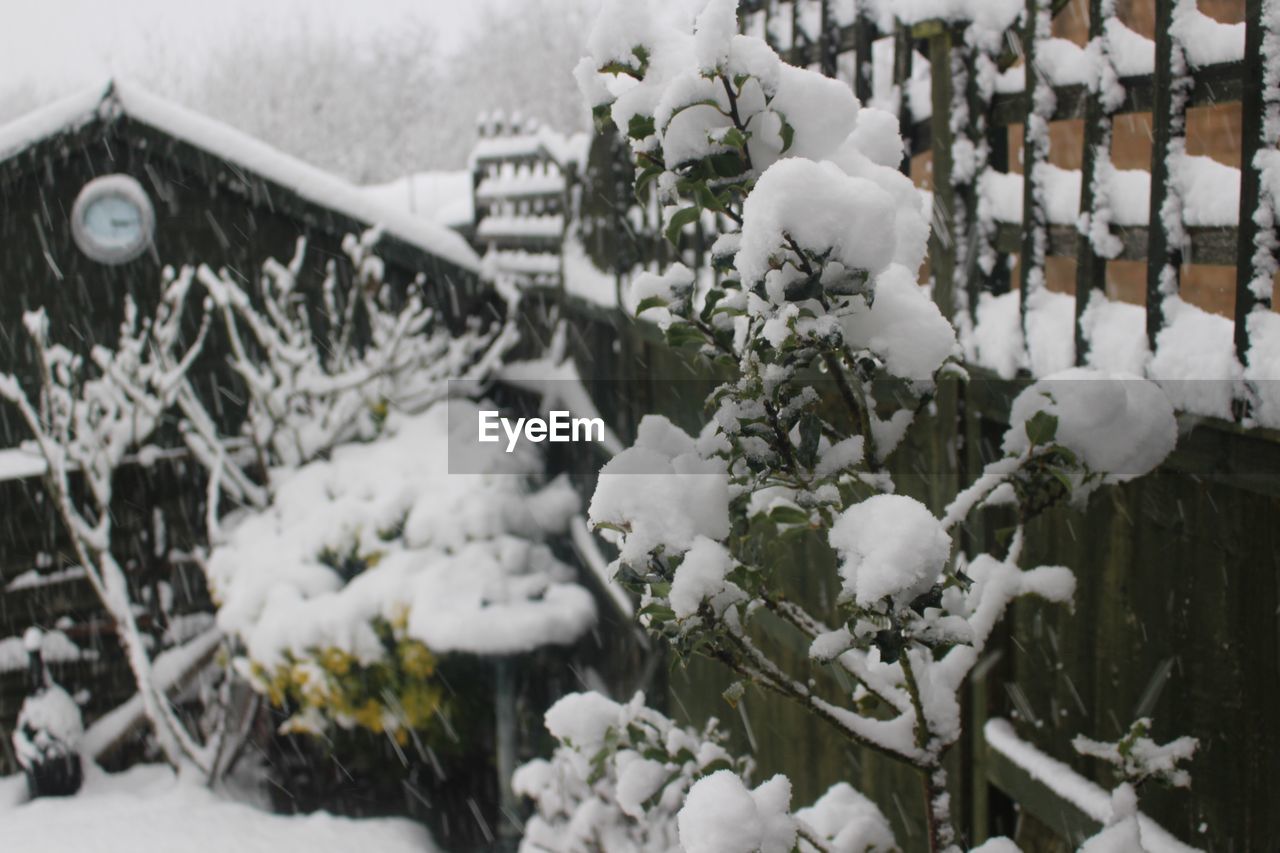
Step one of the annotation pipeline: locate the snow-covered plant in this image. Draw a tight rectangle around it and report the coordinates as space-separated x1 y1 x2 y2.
204 400 597 741
516 690 897 853
0 233 522 776
561 3 1184 851
1073 719 1198 851
0 274 222 774
514 691 750 853
196 228 516 481
13 628 85 796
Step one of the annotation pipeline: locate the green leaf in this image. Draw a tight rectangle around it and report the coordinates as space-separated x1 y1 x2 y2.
627 113 656 141
664 323 707 349
693 182 722 212
635 295 669 315
665 206 701 245
721 127 748 151
1025 410 1059 446
700 288 726 323
708 152 746 179
768 504 810 526
593 520 628 534
639 602 676 622
779 119 795 154
798 413 822 468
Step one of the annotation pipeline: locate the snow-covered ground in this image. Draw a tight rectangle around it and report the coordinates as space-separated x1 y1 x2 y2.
0 764 439 853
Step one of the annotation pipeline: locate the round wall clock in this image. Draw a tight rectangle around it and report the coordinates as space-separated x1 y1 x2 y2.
70 174 156 265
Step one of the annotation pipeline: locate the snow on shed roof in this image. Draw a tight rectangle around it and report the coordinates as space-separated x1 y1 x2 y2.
0 80 480 274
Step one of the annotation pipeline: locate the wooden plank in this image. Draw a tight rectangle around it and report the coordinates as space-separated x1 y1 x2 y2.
930 27 956 322
894 25 916 175
1019 0 1048 331
818 0 838 79
1233 0 1271 361
958 47 984 321
1145 0 1186 351
989 61 1245 127
1073 0 1109 364
852 13 874 105
985 84 1013 298
985 728 1101 845
994 222 1239 265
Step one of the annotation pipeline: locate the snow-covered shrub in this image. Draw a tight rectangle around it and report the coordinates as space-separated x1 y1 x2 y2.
0 274 223 774
13 628 85 797
196 228 514 481
516 690 896 853
558 2 1186 851
1073 718 1198 851
13 686 83 774
206 400 597 739
0 232 520 776
514 691 748 852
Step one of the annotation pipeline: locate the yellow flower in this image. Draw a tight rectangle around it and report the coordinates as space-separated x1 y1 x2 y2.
399 641 436 680
352 699 385 733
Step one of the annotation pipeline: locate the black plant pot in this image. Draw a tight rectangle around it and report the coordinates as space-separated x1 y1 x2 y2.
24 752 83 799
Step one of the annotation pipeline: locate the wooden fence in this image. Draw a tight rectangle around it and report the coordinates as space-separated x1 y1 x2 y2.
738 0 1276 366
505 0 1280 849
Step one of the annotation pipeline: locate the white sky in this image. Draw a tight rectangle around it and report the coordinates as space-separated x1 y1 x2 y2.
0 0 488 97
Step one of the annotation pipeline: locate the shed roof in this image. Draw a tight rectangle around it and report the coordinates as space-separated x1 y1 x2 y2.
0 80 480 276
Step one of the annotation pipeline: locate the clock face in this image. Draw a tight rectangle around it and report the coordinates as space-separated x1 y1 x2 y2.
82 194 145 250
71 174 156 264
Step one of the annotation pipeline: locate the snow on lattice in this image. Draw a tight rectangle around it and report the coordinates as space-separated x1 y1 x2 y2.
1170 0 1246 67
1245 310 1280 428
469 110 578 285
971 289 1252 421
881 0 1021 31
486 249 562 276
475 171 567 201
1080 295 1150 376
969 289 1075 379
207 400 595 675
476 213 566 240
1103 17 1156 77
979 158 1240 228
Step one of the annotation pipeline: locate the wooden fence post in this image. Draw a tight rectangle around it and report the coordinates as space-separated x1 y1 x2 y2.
1019 0 1050 336
894 25 915 178
1073 0 1110 364
1144 0 1186 351
930 24 957 323
1234 0 1274 365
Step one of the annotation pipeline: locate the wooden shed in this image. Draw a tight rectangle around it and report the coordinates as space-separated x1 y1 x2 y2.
0 80 485 769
